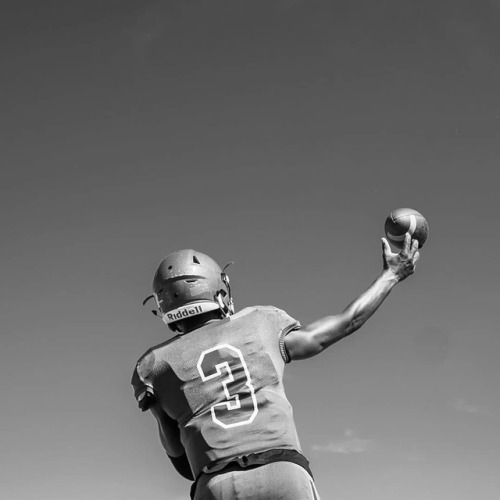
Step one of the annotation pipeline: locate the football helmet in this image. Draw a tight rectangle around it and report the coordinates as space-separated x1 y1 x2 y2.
143 249 234 328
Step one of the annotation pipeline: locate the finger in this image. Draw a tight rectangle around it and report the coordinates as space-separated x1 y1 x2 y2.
413 250 420 264
403 232 411 254
381 237 392 256
411 238 420 257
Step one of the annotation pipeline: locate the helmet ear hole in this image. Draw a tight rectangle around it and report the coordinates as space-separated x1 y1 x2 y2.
193 255 200 264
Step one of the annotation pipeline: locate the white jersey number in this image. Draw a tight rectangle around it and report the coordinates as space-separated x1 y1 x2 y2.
197 344 258 429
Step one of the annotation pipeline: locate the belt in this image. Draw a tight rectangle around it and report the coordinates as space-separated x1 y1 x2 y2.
190 448 313 499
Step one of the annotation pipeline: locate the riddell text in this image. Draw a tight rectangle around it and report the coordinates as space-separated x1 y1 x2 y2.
166 305 203 321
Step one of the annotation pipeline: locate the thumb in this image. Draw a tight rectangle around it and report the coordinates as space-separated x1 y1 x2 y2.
381 237 391 255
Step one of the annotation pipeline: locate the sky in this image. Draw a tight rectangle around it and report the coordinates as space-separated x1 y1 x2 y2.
1 0 500 499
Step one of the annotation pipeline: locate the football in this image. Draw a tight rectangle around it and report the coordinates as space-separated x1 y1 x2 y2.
384 208 429 250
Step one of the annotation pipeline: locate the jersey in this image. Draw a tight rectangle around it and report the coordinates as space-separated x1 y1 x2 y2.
132 305 302 479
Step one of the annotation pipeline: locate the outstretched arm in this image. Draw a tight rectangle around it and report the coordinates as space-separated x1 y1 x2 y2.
285 234 420 360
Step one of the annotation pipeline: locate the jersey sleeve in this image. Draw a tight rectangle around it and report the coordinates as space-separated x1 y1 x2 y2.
131 352 156 411
258 306 301 364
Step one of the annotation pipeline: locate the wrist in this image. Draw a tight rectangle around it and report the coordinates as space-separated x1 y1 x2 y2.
380 268 400 285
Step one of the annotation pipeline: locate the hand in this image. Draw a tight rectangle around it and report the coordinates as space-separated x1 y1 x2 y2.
381 233 420 282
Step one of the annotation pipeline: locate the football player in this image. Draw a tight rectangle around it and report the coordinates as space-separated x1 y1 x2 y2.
132 234 420 499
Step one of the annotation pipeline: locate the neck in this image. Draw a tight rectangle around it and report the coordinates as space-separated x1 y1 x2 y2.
174 310 224 334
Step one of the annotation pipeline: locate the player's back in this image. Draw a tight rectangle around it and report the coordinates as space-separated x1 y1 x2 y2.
133 305 302 478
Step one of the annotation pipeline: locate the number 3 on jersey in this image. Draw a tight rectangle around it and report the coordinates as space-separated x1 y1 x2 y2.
197 344 258 429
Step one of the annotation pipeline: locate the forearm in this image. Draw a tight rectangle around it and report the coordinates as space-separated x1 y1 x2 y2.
340 268 400 337
150 405 186 457
149 406 194 480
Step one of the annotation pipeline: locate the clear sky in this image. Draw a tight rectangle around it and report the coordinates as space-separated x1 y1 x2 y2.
1 1 499 499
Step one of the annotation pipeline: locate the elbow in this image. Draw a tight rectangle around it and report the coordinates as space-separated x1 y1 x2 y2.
345 318 363 336
342 306 367 337
314 317 360 352
169 453 194 481
287 313 361 361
